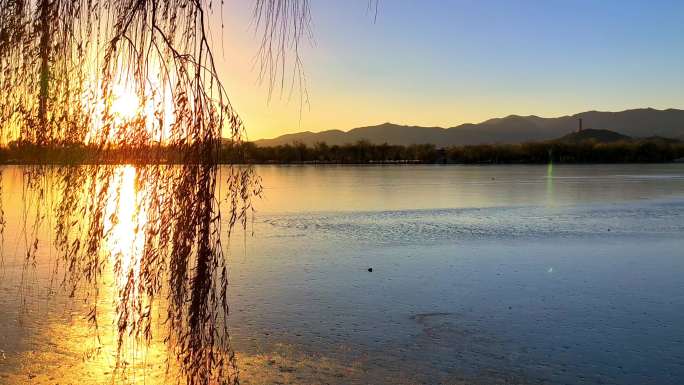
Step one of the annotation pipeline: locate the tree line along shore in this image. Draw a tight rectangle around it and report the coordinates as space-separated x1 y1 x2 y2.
224 140 684 164
0 138 683 165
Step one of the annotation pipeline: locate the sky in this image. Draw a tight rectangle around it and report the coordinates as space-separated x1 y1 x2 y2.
215 0 684 140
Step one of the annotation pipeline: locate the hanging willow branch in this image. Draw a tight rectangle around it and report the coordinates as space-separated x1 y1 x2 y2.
1 1 309 385
253 0 312 102
0 0 93 145
0 0 313 151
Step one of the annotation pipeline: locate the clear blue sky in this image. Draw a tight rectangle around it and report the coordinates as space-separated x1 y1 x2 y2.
217 0 684 139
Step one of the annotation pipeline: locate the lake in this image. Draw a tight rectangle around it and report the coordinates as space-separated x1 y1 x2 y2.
1 164 683 385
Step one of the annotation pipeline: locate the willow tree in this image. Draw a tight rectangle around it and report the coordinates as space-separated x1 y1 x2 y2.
0 0 92 144
1 1 311 384
0 0 312 150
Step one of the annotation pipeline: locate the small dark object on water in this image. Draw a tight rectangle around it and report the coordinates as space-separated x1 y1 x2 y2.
368 267 373 272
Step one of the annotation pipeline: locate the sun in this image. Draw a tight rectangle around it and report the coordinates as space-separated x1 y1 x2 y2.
84 74 175 144
110 84 140 120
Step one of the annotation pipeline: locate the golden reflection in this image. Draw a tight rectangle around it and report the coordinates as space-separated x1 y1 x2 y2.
91 165 173 384
104 165 146 290
1 166 177 384
0 163 257 384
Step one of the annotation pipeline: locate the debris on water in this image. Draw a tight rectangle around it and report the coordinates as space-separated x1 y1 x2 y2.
368 267 373 272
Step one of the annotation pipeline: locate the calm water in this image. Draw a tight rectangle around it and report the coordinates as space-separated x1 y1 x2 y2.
1 164 684 384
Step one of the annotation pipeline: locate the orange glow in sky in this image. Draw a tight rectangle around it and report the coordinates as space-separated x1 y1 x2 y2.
213 1 684 141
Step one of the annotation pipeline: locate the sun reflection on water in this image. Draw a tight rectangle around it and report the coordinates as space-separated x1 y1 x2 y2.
1 163 254 384
1 165 181 384
104 165 146 290
80 165 174 384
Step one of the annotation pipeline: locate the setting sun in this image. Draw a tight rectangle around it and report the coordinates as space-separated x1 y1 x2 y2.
83 76 175 144
110 84 140 120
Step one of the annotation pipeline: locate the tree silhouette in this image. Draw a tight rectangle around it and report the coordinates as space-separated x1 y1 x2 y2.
0 0 313 153
1 2 308 385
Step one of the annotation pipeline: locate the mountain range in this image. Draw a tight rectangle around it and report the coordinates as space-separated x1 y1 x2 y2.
253 108 684 147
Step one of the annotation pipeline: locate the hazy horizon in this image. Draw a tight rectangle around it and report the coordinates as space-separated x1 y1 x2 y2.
216 1 684 141
251 106 683 140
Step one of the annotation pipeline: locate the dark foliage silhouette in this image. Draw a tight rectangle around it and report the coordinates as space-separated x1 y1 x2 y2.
0 1 307 384
220 140 684 164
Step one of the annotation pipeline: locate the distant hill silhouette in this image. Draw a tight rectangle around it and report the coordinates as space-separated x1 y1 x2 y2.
254 108 684 147
556 129 631 144
639 136 683 144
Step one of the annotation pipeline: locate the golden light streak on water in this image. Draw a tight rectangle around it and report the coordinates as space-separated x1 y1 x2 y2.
2 165 178 384
104 165 146 289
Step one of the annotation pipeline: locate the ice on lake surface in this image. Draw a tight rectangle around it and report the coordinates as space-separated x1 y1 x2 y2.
1 164 683 384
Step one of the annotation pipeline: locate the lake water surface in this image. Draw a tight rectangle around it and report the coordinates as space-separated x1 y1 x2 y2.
1 164 683 384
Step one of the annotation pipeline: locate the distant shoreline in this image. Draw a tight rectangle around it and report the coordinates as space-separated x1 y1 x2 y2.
1 135 683 165
223 139 684 165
